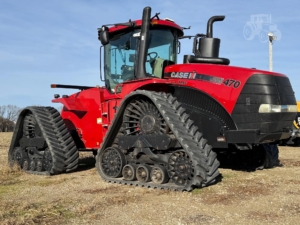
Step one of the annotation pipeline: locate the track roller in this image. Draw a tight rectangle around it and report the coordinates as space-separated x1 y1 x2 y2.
36 160 43 172
136 164 151 183
122 164 137 181
29 160 36 171
150 165 169 184
22 159 29 171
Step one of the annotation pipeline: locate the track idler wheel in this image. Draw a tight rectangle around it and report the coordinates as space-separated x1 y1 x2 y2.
150 165 169 184
98 147 126 178
136 164 151 183
122 164 137 181
13 147 31 171
168 150 194 186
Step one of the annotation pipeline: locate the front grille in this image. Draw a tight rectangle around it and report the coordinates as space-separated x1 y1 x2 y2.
231 74 296 132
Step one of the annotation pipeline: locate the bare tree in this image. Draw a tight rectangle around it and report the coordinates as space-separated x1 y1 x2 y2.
0 106 6 132
1 118 15 132
0 105 6 117
0 105 21 132
6 105 21 122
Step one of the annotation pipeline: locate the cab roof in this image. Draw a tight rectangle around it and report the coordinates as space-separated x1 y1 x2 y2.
107 19 184 37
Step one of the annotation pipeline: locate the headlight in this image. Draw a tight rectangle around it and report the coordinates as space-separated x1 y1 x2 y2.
258 104 298 113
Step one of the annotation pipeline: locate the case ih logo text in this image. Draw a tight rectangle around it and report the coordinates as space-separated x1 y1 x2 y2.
168 72 241 88
170 72 196 79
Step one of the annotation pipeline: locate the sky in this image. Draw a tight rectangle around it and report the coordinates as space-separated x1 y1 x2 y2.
1 0 300 108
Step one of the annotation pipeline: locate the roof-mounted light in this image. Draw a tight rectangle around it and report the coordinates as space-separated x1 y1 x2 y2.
164 18 175 23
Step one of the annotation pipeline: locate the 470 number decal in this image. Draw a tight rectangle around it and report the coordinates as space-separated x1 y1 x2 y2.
223 79 241 88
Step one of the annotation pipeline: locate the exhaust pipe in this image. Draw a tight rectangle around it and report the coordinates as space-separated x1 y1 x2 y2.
206 16 225 38
198 15 225 58
135 6 151 79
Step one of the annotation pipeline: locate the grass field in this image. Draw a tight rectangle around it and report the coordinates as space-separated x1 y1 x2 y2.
1 132 300 224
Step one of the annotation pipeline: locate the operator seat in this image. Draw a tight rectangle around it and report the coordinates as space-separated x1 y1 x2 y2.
152 58 174 78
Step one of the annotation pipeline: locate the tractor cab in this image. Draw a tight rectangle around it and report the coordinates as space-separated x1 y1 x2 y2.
98 12 183 92
98 9 232 93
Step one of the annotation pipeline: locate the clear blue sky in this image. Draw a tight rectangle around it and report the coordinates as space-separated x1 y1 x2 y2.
1 0 300 108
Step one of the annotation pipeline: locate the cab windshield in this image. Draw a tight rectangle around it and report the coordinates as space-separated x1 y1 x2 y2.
104 28 177 92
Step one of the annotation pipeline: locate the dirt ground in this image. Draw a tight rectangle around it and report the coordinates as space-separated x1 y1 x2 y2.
1 132 300 225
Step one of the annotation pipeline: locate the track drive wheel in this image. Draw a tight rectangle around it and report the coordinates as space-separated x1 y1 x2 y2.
123 97 168 135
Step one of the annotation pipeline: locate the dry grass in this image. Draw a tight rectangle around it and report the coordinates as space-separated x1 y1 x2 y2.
1 132 300 224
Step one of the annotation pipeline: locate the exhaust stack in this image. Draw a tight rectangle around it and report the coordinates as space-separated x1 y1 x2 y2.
198 15 225 58
135 6 151 79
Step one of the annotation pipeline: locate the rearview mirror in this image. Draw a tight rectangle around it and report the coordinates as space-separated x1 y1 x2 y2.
98 26 109 45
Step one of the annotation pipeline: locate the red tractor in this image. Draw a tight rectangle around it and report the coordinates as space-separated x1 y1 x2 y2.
9 7 297 191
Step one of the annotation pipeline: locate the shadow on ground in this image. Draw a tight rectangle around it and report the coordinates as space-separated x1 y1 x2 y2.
76 156 96 172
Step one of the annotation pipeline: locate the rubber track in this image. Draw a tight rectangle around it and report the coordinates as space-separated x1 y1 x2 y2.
45 107 79 172
9 106 79 175
96 90 220 191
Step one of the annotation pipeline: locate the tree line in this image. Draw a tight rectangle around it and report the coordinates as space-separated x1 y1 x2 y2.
0 105 21 132
0 105 63 132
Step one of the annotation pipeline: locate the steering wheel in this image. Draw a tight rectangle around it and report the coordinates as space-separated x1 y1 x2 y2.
146 52 158 62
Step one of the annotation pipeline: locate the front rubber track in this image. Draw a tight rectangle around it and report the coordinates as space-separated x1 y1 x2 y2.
8 106 79 175
96 90 220 191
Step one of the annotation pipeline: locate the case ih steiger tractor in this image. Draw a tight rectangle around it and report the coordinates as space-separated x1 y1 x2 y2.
8 7 297 191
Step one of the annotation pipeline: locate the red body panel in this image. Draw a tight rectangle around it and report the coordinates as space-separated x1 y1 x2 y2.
52 63 287 149
53 88 106 149
164 64 287 113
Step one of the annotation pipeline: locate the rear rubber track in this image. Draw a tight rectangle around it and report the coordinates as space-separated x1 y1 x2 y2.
8 106 79 175
96 90 220 191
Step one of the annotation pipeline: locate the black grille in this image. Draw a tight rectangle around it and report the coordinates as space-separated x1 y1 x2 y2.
231 74 296 132
170 86 236 148
171 86 236 129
